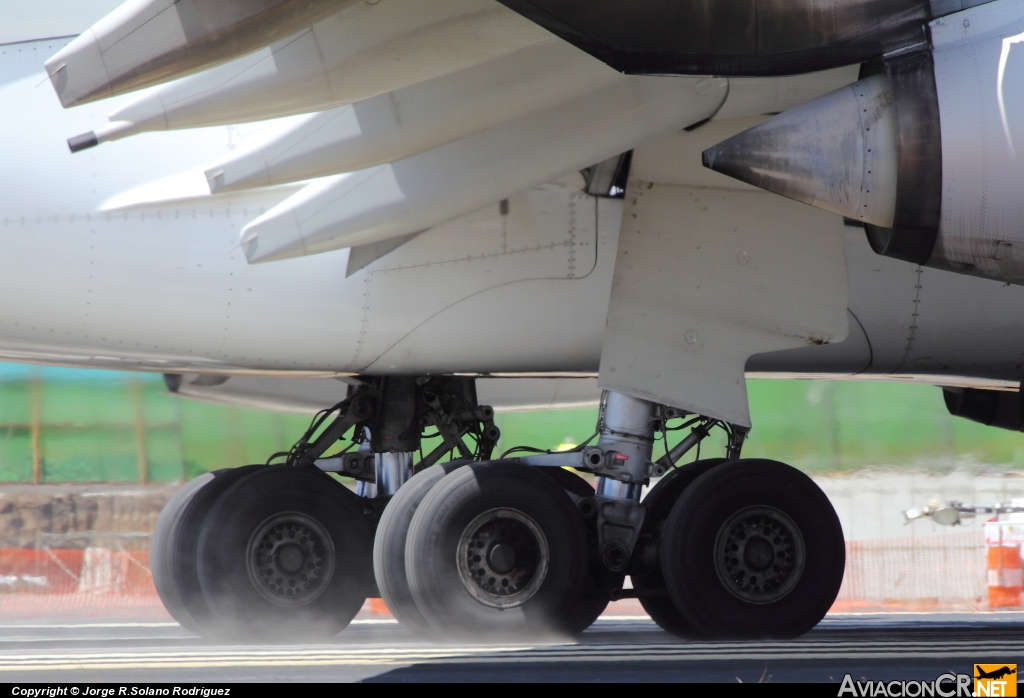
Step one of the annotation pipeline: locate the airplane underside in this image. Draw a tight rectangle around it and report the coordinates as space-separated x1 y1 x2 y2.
3 0 1024 640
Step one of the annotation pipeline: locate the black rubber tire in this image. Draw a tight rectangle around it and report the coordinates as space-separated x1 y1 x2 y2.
660 459 845 639
195 465 374 641
539 466 596 499
150 465 265 635
373 460 470 635
632 458 726 638
406 462 589 639
537 467 608 635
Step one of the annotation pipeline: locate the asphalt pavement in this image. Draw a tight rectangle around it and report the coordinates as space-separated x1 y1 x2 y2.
0 613 1020 684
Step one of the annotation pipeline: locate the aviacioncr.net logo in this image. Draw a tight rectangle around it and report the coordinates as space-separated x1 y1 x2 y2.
974 665 1017 697
838 673 973 697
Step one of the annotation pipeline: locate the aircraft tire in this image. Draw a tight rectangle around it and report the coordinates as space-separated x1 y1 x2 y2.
536 466 609 635
660 459 845 639
373 460 471 635
406 462 589 639
195 465 374 641
150 465 265 635
631 458 726 638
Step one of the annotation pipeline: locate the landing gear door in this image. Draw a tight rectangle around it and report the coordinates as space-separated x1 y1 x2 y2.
598 131 851 426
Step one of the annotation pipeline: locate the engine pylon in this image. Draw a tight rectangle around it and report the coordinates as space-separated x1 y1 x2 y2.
702 74 899 228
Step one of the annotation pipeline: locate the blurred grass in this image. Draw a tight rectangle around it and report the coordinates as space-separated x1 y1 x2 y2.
493 381 1024 475
0 366 1021 482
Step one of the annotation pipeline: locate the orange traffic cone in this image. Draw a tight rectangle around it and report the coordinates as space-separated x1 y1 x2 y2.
987 542 1022 608
367 597 392 616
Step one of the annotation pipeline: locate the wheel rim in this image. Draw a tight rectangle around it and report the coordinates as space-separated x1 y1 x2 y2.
456 508 549 609
713 505 806 604
246 512 335 607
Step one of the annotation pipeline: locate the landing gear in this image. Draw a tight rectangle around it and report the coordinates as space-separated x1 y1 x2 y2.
373 460 470 634
153 378 845 643
631 458 725 637
405 462 589 639
150 465 265 635
153 465 373 640
659 459 845 638
536 467 610 636
195 466 373 640
152 377 497 639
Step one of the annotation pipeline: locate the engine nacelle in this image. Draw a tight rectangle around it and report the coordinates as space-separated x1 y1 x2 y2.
497 0 990 76
944 386 1024 431
705 0 1024 285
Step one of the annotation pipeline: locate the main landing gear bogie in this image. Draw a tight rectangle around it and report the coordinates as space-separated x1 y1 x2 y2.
152 378 845 642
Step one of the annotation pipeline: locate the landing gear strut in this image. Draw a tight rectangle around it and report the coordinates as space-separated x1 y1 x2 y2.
153 379 844 642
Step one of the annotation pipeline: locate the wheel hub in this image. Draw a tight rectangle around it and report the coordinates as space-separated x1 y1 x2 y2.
275 543 305 574
456 508 549 609
743 537 774 571
713 505 806 604
487 542 517 574
246 512 335 607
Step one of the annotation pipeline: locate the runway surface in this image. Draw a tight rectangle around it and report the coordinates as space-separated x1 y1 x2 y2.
0 613 1020 684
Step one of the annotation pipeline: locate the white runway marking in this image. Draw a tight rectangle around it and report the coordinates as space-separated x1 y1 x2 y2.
0 638 1020 672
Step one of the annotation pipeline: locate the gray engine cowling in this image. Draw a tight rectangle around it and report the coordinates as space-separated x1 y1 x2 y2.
704 0 1024 285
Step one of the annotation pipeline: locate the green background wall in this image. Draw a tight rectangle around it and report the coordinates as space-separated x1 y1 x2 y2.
0 364 1021 483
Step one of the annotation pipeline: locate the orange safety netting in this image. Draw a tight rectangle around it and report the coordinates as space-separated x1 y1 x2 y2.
0 547 168 619
1 533 1020 620
829 530 1013 613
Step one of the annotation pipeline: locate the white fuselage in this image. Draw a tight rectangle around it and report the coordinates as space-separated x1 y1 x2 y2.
1 34 1022 389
